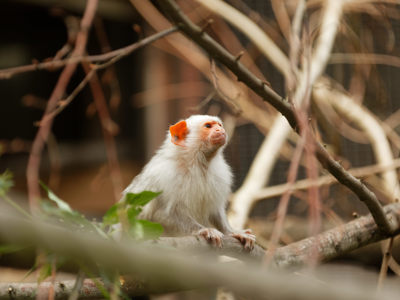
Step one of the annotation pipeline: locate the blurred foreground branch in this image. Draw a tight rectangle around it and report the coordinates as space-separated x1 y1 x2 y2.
157 0 396 236
0 202 400 299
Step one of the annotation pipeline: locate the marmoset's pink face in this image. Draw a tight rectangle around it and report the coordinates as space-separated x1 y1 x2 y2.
200 120 226 147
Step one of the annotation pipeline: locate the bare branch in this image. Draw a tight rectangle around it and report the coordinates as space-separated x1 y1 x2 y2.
329 53 400 67
81 63 123 201
264 131 307 265
0 27 177 80
26 0 98 210
255 158 400 201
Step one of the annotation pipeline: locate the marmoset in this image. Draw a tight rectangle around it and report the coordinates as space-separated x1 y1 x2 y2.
123 115 255 249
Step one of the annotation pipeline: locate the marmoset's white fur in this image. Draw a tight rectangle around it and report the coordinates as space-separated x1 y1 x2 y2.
123 115 254 248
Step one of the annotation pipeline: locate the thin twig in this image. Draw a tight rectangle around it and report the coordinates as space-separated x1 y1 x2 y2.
38 68 96 126
47 257 57 300
264 132 306 265
93 18 121 111
255 158 400 201
287 0 306 93
271 0 291 43
210 59 242 114
377 237 394 291
300 28 322 266
68 270 86 300
329 53 400 67
0 27 178 80
82 63 123 201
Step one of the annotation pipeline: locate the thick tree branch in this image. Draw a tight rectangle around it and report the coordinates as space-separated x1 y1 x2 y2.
157 0 396 235
272 202 400 268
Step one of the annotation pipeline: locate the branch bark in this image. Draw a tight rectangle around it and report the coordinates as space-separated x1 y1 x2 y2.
157 0 396 235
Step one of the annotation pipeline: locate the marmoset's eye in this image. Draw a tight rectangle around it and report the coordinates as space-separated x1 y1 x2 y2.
204 123 212 128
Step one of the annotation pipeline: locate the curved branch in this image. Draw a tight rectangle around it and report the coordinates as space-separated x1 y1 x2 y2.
313 79 400 199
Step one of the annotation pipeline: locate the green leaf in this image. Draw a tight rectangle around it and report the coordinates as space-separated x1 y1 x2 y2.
129 219 163 240
127 206 142 221
124 191 161 207
0 170 13 196
40 201 108 239
40 201 81 221
40 181 72 213
103 203 121 226
0 244 26 254
103 191 163 240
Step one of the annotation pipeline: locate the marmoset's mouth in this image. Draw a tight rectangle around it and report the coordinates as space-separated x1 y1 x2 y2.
210 132 226 146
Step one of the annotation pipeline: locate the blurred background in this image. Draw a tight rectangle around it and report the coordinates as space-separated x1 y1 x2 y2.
2 0 400 274
0 0 275 215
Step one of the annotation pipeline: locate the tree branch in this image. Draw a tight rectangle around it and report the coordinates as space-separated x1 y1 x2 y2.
272 202 400 268
157 0 396 235
26 0 98 210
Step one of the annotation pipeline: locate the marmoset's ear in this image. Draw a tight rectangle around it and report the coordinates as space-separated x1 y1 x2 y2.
169 120 188 147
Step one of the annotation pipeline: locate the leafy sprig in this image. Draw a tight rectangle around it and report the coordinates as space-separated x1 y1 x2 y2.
104 191 164 240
